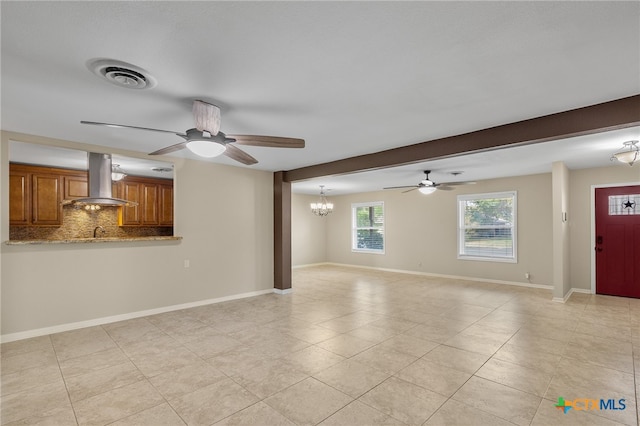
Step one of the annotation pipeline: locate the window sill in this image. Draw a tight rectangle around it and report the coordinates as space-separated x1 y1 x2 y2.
352 249 385 255
458 255 517 263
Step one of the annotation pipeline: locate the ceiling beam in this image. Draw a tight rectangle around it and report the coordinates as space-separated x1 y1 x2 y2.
284 94 640 182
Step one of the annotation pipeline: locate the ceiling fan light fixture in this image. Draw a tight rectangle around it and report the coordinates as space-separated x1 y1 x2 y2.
611 140 639 166
186 140 227 158
418 186 437 195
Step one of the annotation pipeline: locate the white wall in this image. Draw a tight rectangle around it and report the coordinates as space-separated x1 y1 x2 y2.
291 193 327 266
1 131 274 338
323 173 554 286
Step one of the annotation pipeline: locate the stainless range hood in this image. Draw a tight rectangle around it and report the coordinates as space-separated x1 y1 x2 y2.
63 152 137 207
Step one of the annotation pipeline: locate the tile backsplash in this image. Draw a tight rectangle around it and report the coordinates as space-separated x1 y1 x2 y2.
10 206 173 240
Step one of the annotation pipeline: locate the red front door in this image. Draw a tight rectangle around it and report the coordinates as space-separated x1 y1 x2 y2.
595 185 640 298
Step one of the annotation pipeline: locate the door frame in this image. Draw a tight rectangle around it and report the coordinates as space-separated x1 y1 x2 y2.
590 181 640 294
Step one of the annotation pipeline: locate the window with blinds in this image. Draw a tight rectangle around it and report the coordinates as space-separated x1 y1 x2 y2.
457 191 517 262
352 202 385 253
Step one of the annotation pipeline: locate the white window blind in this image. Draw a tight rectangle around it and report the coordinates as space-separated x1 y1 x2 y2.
457 191 517 262
352 202 384 253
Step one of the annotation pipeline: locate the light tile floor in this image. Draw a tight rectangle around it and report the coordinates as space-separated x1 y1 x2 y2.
1 265 639 425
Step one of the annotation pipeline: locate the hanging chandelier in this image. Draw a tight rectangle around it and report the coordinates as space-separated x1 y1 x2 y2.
611 140 639 166
310 185 334 216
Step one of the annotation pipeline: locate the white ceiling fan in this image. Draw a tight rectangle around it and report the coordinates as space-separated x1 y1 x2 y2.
82 100 305 165
384 170 476 194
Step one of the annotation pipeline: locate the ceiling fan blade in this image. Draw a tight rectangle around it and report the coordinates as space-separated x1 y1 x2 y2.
193 100 221 135
383 185 418 190
402 187 419 193
439 181 477 186
227 135 305 148
81 121 185 137
149 141 188 156
435 185 456 191
223 143 258 165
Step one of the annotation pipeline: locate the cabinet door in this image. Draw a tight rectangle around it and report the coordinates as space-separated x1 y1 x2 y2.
64 175 88 199
159 184 173 226
142 183 159 225
31 174 62 225
120 181 141 225
9 171 29 225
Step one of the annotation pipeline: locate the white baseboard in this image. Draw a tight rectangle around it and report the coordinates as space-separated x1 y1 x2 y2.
273 288 293 295
292 262 330 269
323 262 554 290
552 287 592 303
1 288 274 344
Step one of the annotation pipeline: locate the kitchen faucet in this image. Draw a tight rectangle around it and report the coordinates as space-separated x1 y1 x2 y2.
93 226 106 238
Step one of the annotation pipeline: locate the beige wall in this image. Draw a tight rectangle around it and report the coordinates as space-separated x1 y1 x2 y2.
1 131 274 337
322 173 554 286
291 193 327 266
569 165 640 291
552 161 571 299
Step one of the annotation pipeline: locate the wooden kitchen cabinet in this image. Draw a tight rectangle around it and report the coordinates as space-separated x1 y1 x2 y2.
9 169 29 225
9 163 173 228
63 175 88 199
116 176 173 227
159 184 173 226
31 173 63 225
119 181 141 225
141 183 159 225
9 164 68 226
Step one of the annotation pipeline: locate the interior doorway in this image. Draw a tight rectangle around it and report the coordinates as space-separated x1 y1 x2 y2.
594 185 640 298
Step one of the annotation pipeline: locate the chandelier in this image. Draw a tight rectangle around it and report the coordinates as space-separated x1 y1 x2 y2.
611 140 639 166
310 185 334 216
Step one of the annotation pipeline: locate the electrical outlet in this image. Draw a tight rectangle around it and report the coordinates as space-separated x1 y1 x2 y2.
525 272 530 280
184 259 190 268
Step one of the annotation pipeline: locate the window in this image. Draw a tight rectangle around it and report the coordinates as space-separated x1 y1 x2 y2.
457 191 517 262
352 202 384 253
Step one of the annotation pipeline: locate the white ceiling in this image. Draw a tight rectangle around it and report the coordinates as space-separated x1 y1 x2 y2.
2 2 639 194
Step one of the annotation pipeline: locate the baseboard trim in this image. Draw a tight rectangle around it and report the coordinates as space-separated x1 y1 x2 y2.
0 288 274 343
273 288 293 295
552 287 592 303
292 262 330 269
323 262 554 290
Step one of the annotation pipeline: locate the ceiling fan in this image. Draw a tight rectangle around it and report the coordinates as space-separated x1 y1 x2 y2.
384 170 476 194
81 100 305 165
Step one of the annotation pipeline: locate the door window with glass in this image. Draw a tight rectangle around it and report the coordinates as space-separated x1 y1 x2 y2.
352 202 384 253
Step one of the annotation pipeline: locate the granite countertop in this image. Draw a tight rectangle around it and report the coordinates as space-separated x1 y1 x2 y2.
5 236 183 245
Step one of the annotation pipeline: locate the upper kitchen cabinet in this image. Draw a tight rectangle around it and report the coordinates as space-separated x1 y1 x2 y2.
9 164 68 226
31 172 63 225
159 184 174 226
9 168 29 225
116 176 173 227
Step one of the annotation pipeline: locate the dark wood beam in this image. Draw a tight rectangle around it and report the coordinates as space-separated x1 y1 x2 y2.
284 95 640 182
273 171 292 291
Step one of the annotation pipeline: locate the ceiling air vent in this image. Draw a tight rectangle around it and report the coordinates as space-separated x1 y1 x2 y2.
87 59 157 90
